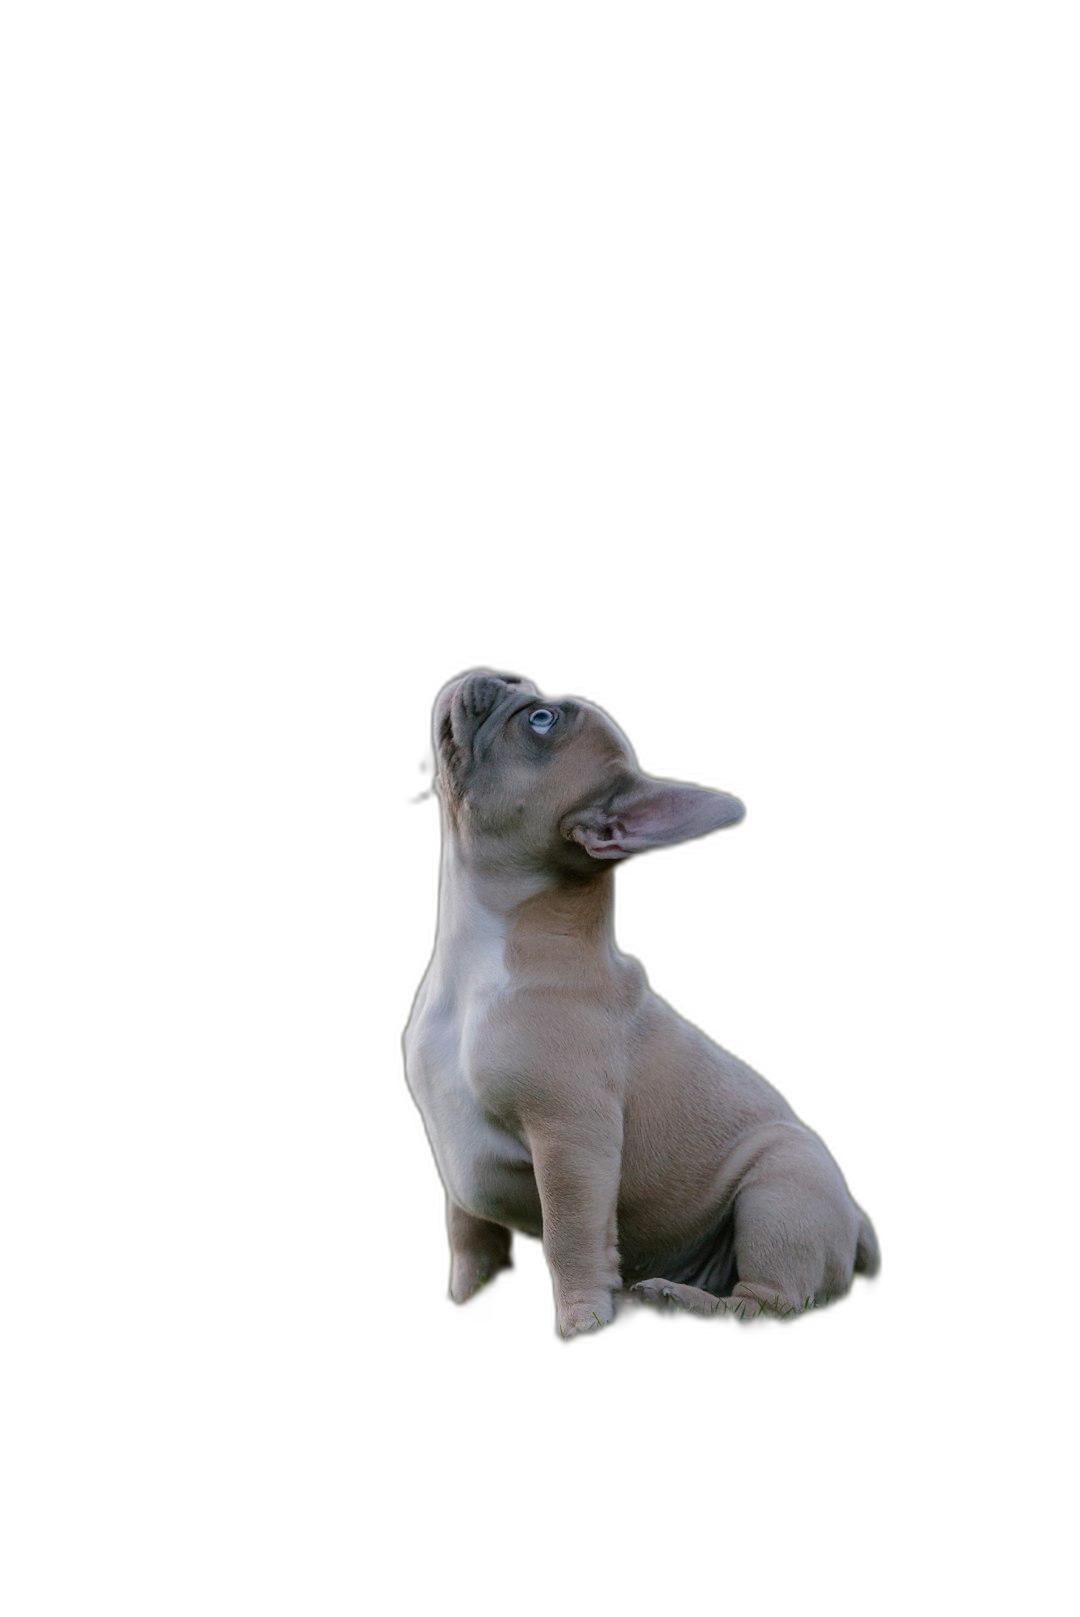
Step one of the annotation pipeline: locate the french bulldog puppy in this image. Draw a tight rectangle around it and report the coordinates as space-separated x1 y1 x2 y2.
403 670 879 1338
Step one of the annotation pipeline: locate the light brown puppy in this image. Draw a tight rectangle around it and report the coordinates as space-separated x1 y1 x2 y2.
403 670 879 1337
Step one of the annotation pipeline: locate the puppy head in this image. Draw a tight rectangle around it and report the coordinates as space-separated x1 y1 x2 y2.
432 669 744 872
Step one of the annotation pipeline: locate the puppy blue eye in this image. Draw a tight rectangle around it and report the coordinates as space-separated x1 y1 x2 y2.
528 708 558 732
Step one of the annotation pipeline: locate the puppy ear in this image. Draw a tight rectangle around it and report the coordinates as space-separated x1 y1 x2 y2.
565 777 745 860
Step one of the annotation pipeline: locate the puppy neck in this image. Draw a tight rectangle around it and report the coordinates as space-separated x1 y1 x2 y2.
435 833 618 967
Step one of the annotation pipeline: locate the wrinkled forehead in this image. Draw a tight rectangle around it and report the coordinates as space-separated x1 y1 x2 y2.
563 696 634 762
432 669 636 784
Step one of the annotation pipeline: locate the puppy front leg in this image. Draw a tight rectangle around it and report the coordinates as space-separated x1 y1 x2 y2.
446 1196 513 1303
529 1123 622 1338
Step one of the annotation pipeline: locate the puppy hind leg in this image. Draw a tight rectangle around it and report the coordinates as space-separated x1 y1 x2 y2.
629 1140 863 1323
628 1277 794 1319
723 1151 861 1319
446 1203 517 1300
628 1278 726 1315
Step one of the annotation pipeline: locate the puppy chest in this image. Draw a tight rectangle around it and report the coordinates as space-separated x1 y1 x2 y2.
405 1007 539 1229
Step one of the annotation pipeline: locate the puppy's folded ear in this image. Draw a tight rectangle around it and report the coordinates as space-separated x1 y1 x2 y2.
563 776 745 860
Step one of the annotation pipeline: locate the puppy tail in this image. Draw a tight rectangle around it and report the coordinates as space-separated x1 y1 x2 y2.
854 1212 880 1277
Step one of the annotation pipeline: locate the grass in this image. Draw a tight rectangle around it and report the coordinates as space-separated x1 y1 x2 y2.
604 1287 834 1325
649 1293 827 1319
452 1267 840 1332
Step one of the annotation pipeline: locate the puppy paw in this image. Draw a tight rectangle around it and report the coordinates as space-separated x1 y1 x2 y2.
628 1278 724 1315
659 1280 717 1319
449 1251 511 1304
628 1278 673 1309
557 1295 615 1339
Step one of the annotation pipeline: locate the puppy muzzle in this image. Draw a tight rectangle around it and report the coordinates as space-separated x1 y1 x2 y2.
449 671 538 757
